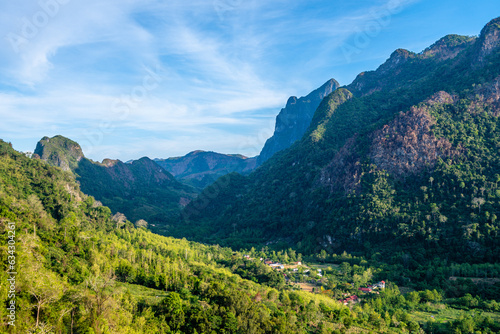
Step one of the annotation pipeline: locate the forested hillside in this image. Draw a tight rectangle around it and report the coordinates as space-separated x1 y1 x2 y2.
0 139 423 333
1 139 499 333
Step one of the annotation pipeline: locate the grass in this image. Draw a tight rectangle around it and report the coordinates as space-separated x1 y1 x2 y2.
114 282 168 304
410 303 500 325
307 262 340 273
296 282 318 293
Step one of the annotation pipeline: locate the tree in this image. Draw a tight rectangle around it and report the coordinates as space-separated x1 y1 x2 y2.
158 292 185 331
27 268 65 328
112 212 127 229
471 197 485 213
85 273 116 332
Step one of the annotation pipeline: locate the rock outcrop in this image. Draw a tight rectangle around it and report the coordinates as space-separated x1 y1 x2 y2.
257 79 339 165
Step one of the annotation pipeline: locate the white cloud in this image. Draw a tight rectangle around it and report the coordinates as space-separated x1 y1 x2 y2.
0 0 423 161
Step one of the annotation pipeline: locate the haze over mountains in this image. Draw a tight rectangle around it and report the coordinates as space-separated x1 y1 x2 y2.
154 151 256 190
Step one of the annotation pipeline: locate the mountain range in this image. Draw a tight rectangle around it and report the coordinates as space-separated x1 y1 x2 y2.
32 77 343 216
154 151 256 190
34 135 196 224
173 17 500 261
31 18 500 264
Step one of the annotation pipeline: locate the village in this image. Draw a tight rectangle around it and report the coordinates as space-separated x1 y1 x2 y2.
245 254 387 307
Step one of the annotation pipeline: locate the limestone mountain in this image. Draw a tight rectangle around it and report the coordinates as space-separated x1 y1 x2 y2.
257 79 339 165
176 17 500 261
33 135 84 171
154 150 257 190
34 135 196 224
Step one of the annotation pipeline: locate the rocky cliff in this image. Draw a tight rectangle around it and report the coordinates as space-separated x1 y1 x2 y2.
256 79 339 165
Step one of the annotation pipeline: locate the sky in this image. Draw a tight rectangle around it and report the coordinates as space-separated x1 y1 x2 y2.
0 0 498 162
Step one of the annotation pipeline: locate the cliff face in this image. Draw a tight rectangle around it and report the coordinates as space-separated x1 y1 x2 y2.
33 135 84 171
474 17 500 65
256 79 339 165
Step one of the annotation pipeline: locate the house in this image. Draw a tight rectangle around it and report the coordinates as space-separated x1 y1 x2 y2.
373 281 386 289
338 295 358 305
265 260 273 265
358 287 372 293
295 261 302 265
243 255 250 259
293 268 298 272
269 263 284 269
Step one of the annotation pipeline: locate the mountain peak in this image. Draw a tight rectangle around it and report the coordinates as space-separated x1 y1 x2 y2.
378 48 415 73
257 78 340 165
422 34 476 60
34 135 84 171
475 16 500 64
102 158 120 167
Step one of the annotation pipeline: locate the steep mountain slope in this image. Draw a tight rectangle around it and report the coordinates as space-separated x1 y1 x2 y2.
257 79 340 165
34 136 196 224
178 17 500 260
154 150 256 189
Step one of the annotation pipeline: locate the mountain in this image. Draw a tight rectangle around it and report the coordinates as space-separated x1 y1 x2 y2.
257 79 340 165
33 135 84 171
34 135 196 224
154 79 339 188
177 17 500 261
154 150 257 189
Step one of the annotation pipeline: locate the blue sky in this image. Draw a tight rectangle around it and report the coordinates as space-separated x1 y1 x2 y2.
0 0 498 161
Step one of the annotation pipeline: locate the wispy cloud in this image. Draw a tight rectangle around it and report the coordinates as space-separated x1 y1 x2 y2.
0 0 434 160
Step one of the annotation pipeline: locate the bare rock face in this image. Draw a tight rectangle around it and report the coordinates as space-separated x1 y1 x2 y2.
475 17 500 65
257 79 340 165
474 75 500 115
34 135 84 171
369 91 457 177
319 91 458 194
